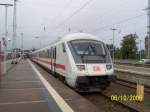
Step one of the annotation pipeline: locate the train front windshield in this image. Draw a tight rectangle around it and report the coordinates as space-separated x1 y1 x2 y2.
68 40 112 64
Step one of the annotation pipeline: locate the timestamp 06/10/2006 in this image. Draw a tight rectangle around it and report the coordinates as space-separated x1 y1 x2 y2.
111 94 143 101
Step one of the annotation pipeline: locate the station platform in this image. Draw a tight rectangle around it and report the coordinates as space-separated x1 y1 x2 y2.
0 60 99 112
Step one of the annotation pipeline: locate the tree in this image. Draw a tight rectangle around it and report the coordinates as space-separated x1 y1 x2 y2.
120 34 138 59
106 44 115 58
115 48 122 59
106 44 121 59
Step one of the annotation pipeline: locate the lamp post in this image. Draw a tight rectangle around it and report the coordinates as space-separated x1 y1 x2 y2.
7 38 11 60
109 38 112 49
0 3 13 74
21 33 24 59
139 40 142 60
35 36 41 49
8 38 11 50
110 28 117 62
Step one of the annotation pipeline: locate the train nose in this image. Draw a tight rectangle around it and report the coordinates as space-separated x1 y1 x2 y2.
106 64 112 70
76 65 86 71
86 64 106 75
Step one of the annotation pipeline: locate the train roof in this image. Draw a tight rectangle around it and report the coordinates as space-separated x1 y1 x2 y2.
32 33 102 54
60 33 98 42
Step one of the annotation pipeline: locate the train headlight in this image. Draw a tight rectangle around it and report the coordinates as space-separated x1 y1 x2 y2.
76 65 85 71
106 64 112 70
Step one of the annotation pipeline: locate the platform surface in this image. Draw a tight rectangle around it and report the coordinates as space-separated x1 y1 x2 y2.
0 59 100 112
0 60 51 112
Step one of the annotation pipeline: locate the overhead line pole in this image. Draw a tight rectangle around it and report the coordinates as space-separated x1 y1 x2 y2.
21 33 24 59
4 5 8 73
12 0 17 64
147 0 150 58
0 3 13 73
145 0 150 59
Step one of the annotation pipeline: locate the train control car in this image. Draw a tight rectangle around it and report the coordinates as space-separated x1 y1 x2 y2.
31 33 116 91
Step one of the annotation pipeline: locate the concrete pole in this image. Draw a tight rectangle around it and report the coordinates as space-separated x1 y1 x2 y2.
0 3 12 82
139 40 142 60
147 0 150 58
109 39 112 53
3 6 8 74
21 33 24 59
0 3 13 72
111 28 117 62
12 0 17 64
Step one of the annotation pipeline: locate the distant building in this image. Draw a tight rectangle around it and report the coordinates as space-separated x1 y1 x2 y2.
145 36 150 58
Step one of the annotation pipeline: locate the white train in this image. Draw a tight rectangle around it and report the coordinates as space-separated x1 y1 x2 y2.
31 33 116 91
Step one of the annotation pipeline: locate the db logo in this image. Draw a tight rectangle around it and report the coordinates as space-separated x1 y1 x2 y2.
93 66 101 72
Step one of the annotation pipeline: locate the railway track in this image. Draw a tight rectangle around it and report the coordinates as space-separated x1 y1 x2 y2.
115 71 150 87
115 62 150 68
81 79 150 112
82 92 138 112
114 64 150 87
115 79 150 93
35 61 150 112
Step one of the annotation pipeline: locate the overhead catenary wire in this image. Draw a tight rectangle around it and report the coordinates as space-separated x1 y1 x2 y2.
92 14 145 33
54 0 144 34
51 0 73 23
55 0 94 29
42 0 73 30
34 0 146 49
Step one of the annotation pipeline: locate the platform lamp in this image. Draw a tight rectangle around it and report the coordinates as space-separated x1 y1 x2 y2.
7 38 11 60
8 38 11 51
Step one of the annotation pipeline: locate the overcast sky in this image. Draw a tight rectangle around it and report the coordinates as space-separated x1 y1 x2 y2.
0 0 148 50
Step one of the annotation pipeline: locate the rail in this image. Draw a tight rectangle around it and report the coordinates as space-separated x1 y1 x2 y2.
115 70 150 87
114 61 150 68
115 68 150 76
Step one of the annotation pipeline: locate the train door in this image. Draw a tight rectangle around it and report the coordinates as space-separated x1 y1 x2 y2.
53 46 56 74
51 47 56 75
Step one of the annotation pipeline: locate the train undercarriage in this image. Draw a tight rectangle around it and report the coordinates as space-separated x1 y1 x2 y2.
75 75 116 92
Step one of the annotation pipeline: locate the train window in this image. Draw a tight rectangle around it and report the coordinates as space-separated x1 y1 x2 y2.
50 48 53 59
50 48 52 59
39 51 42 57
53 49 54 59
54 47 56 59
70 40 106 56
62 43 66 52
52 47 56 59
45 50 49 58
47 49 49 58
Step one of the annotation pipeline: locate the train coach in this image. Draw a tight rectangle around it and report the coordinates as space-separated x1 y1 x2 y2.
31 33 116 92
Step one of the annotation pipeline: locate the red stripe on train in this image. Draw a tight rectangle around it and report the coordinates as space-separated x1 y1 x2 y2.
37 58 66 70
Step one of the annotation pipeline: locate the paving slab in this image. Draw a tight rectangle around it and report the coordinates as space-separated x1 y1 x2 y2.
0 60 51 112
0 102 50 112
0 59 102 112
33 60 100 112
